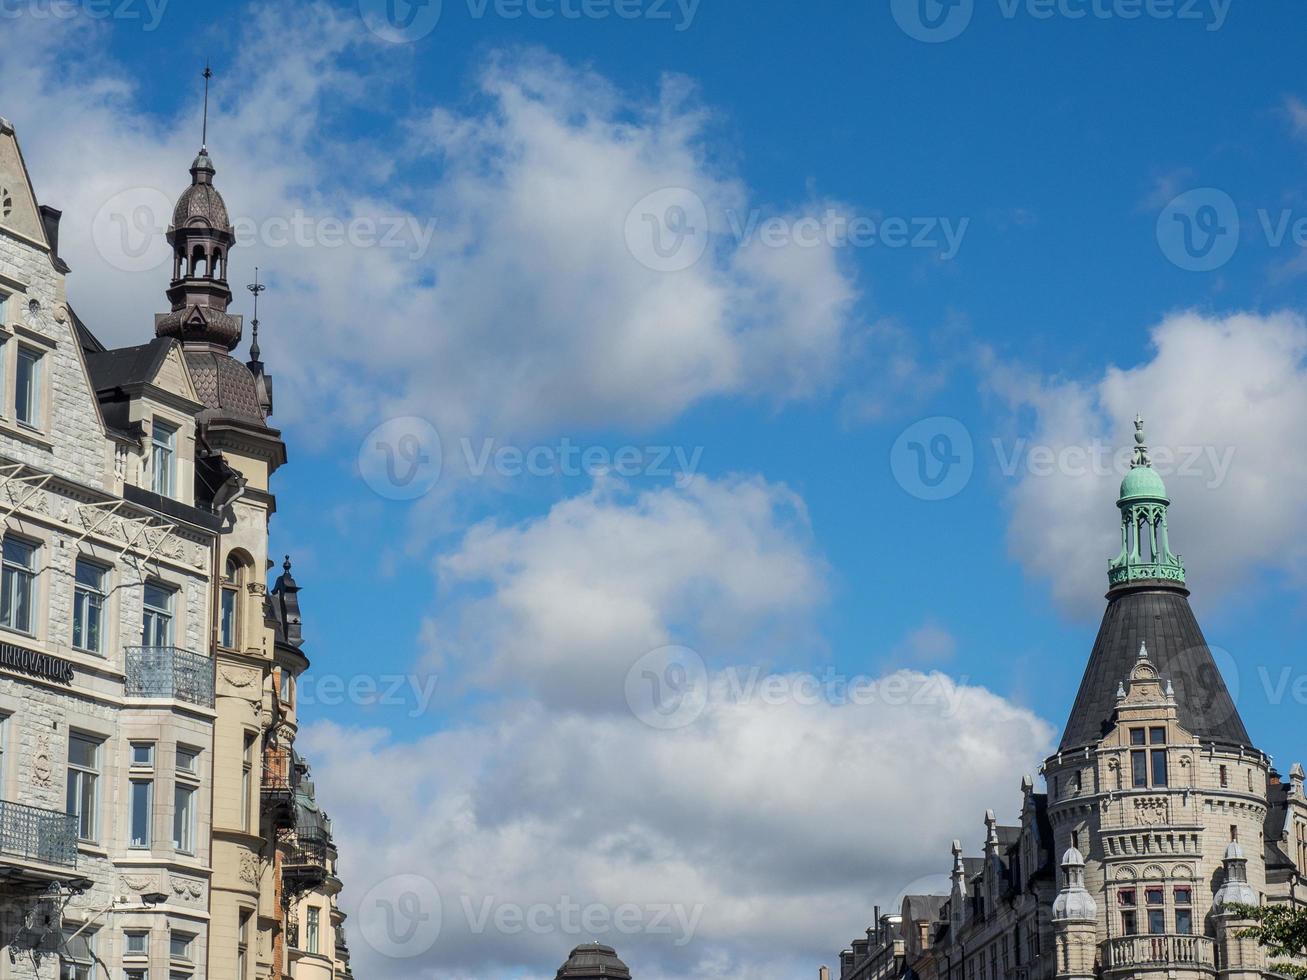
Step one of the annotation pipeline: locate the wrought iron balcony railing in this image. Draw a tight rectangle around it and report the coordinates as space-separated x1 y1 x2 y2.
0 799 78 870
125 646 215 708
1105 934 1215 971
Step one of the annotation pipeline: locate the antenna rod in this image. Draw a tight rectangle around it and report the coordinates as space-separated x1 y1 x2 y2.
202 62 213 148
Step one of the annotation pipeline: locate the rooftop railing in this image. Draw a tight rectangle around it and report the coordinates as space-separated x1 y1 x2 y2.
125 646 215 708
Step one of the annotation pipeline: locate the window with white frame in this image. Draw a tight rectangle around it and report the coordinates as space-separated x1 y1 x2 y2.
15 346 41 427
241 733 255 832
59 928 95 980
0 290 8 326
141 582 174 647
1 536 36 634
72 559 106 654
306 906 320 954
151 419 177 498
124 930 149 957
129 743 154 849
66 733 102 843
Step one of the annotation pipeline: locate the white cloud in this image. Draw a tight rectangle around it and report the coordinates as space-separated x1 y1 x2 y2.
302 674 1053 980
1285 95 1307 140
1 7 859 452
427 475 827 710
987 310 1307 615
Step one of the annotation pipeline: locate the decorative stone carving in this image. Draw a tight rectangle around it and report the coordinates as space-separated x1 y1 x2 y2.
220 665 259 689
1134 797 1167 826
32 734 51 786
123 875 154 893
239 853 260 885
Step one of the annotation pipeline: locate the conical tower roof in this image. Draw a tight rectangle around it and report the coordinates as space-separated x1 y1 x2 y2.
1059 419 1252 752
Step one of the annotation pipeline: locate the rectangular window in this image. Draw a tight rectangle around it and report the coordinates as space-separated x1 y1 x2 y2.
72 560 106 654
15 347 41 427
1 536 36 634
220 586 237 648
141 583 174 647
306 907 320 954
125 971 147 980
173 783 196 854
59 929 95 980
65 734 101 843
1176 907 1193 935
1118 888 1137 907
169 932 194 960
241 734 255 832
125 931 149 955
1121 911 1138 935
1131 750 1148 788
151 420 177 497
1147 909 1166 935
237 910 251 980
280 670 293 705
1145 887 1164 905
132 743 154 766
129 779 152 848
1130 728 1146 746
1150 726 1166 744
176 747 199 774
1151 749 1169 787
0 292 7 325
1220 765 1229 788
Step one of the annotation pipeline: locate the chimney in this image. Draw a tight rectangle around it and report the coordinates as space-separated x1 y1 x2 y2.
819 967 831 980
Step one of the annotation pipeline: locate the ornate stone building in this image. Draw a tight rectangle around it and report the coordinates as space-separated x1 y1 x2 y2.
0 109 353 979
828 420 1307 980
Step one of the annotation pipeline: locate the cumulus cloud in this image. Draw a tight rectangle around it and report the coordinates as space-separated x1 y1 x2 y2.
427 475 827 710
302 675 1054 980
986 310 1307 615
1 4 859 452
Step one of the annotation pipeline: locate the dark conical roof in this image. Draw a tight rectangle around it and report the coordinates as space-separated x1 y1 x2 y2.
555 943 631 979
1059 581 1252 752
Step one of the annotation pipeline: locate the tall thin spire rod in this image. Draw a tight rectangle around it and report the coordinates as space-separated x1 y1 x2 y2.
202 62 213 149
247 267 265 360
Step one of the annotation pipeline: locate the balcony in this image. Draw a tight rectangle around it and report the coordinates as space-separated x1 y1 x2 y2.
1105 934 1215 972
282 831 330 895
125 646 215 708
0 799 78 874
262 746 298 831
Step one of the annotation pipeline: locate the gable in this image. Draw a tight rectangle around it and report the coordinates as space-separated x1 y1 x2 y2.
0 118 51 249
154 341 200 404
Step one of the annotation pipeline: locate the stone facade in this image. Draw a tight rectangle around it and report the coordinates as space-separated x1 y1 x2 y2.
827 426 1307 980
0 110 354 979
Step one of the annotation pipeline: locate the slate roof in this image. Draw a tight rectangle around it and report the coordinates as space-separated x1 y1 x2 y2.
84 339 172 393
184 349 267 424
1059 582 1252 752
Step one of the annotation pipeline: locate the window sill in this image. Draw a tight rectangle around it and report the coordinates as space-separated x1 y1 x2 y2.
0 419 52 451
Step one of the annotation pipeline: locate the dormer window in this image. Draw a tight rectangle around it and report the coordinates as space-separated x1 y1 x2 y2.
151 419 177 497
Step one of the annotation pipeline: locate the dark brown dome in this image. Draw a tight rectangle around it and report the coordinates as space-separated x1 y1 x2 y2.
556 943 632 979
171 150 231 231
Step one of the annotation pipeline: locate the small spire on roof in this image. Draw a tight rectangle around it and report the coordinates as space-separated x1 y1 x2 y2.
1137 640 1149 662
1132 414 1151 468
202 61 213 150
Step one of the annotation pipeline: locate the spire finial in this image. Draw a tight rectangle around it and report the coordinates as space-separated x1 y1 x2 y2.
283 554 292 573
247 267 265 360
1132 414 1151 467
202 61 214 149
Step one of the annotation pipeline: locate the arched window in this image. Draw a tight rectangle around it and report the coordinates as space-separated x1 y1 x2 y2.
220 554 245 649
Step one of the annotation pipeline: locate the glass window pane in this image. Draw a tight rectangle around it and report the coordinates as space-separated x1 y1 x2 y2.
1147 909 1166 935
68 735 97 769
1150 726 1167 744
1151 749 1169 787
1131 750 1148 788
1130 728 1146 746
1176 908 1193 935
130 781 151 847
15 348 38 425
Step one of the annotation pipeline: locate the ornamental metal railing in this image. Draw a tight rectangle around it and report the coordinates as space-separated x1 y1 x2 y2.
124 646 215 708
0 799 78 870
1105 934 1215 970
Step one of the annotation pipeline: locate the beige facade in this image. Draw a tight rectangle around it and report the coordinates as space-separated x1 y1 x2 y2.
828 437 1307 980
0 113 353 979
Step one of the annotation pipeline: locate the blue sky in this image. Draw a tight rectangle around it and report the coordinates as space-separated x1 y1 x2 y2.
4 0 1307 976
